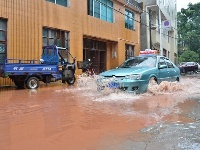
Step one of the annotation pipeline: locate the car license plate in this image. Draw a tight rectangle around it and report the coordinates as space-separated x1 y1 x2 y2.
107 82 119 88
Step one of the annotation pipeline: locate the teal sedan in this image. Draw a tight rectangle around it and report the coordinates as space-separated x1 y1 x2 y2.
97 55 180 93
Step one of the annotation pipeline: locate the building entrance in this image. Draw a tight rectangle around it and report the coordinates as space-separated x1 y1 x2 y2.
83 38 106 74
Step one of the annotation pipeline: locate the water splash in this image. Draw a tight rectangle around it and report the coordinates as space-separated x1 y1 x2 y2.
54 76 200 123
147 81 183 95
63 75 200 101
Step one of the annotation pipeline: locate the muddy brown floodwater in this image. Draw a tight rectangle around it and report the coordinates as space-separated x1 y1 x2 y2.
0 75 200 150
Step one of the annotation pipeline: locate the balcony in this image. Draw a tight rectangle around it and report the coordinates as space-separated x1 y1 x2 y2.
116 0 143 13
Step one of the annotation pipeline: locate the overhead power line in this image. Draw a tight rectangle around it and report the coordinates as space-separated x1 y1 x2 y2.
142 8 177 31
94 0 178 39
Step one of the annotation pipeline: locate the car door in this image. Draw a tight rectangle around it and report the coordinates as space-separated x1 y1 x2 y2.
165 59 177 81
157 57 169 83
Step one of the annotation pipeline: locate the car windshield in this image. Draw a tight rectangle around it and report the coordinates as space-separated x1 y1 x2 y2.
119 56 157 68
186 62 195 65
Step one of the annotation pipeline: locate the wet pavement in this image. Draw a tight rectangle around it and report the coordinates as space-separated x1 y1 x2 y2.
0 74 200 150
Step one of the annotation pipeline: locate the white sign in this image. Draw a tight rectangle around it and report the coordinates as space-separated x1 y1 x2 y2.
162 20 171 29
13 67 24 71
42 68 52 71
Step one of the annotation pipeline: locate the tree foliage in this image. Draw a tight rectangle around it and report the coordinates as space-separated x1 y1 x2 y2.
177 2 200 62
179 50 199 63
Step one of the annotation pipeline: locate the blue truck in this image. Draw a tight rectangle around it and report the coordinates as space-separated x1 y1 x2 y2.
0 45 76 89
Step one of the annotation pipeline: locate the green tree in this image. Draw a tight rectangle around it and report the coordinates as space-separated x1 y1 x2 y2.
179 50 199 63
177 2 200 60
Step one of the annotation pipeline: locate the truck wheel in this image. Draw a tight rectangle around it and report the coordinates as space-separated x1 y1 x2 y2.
26 77 40 89
66 75 76 85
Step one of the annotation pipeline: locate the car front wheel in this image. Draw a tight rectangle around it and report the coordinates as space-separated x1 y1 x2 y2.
149 77 157 85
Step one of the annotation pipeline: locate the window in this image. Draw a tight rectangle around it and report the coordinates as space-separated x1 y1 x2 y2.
0 18 7 64
88 0 113 23
159 57 166 65
125 44 134 59
42 27 70 49
46 0 69 7
165 59 174 68
159 57 166 66
125 9 134 30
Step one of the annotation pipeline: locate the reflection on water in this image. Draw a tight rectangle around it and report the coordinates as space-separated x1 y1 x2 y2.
0 76 199 150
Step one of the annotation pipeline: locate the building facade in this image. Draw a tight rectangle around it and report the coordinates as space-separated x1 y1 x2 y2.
138 0 178 63
0 0 143 86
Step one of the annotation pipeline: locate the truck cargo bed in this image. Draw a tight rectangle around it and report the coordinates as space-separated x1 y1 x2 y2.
0 58 59 77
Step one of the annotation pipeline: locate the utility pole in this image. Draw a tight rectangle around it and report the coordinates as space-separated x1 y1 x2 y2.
159 8 163 56
149 9 152 50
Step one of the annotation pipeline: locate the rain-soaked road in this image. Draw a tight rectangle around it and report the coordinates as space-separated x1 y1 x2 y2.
0 74 200 150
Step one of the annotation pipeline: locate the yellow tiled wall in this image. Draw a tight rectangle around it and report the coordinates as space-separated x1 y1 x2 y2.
0 0 141 86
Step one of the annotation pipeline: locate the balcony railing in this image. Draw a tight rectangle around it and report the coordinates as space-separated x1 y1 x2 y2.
125 0 143 10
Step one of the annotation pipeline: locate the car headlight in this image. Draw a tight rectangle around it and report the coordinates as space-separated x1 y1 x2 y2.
125 74 142 80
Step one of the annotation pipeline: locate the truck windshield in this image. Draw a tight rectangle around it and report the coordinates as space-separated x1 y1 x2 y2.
119 56 157 68
43 47 55 56
58 50 69 62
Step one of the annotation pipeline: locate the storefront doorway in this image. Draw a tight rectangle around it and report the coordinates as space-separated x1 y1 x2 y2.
83 38 106 74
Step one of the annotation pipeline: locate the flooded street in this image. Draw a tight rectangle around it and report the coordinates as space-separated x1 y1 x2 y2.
0 75 200 150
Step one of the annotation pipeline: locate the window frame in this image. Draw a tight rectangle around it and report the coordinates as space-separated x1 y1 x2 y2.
88 0 114 23
125 9 134 30
0 18 7 64
166 59 174 68
125 44 134 59
46 0 69 7
42 27 70 50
